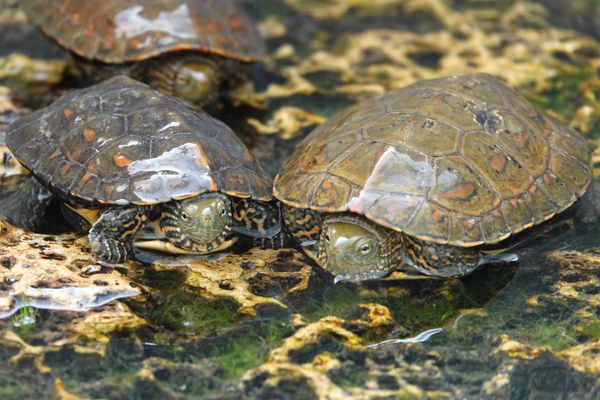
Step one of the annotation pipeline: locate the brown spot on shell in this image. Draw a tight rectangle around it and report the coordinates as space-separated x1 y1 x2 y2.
243 150 253 162
79 171 94 186
113 153 133 168
443 182 476 200
63 108 74 119
83 128 96 141
513 132 529 149
229 17 242 29
490 153 507 173
104 185 115 196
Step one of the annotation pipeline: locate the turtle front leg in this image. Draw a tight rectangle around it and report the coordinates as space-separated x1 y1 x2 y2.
88 206 148 263
139 56 221 106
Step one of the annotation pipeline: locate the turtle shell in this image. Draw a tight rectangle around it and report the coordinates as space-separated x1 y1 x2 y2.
22 0 265 63
274 73 592 247
7 76 272 206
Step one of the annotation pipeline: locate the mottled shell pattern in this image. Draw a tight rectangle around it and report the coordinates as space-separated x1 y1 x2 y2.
22 0 265 63
7 76 272 206
274 73 592 247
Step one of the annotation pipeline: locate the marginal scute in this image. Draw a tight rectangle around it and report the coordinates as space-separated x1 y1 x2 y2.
274 73 592 246
523 183 557 224
7 76 272 206
480 209 512 244
448 212 484 245
500 197 534 234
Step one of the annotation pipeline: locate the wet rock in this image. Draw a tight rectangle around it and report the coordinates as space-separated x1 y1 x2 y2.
182 248 312 315
0 219 140 318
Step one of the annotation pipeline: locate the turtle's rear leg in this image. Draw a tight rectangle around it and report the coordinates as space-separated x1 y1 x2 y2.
0 175 52 231
89 206 148 263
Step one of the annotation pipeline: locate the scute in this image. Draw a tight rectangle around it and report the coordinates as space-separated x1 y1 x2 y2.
22 0 265 63
274 73 592 246
7 76 272 206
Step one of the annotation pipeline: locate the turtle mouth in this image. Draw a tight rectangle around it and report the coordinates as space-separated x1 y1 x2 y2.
133 234 238 255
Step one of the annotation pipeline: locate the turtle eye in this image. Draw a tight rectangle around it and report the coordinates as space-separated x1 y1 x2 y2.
359 244 371 255
324 234 330 242
220 208 227 216
181 212 189 220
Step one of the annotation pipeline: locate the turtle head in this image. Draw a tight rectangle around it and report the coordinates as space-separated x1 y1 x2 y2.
172 59 220 105
318 215 399 282
161 193 236 253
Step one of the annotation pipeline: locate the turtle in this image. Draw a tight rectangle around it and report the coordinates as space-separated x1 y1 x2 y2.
273 73 592 282
22 0 266 106
6 75 281 263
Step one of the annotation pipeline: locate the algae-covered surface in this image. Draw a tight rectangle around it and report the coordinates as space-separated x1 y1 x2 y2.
1 1 600 399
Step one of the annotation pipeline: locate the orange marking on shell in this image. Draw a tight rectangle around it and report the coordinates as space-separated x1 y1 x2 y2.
314 148 327 166
513 132 529 149
60 163 71 175
433 210 444 222
47 150 61 161
229 17 243 30
65 151 75 161
493 197 501 208
491 209 502 218
443 182 475 200
510 199 518 207
543 174 552 184
113 153 133 168
63 108 74 119
322 180 332 190
79 171 94 186
83 128 96 141
407 199 419 208
528 184 536 194
490 153 507 173
104 185 115 196
431 94 446 104
242 150 253 162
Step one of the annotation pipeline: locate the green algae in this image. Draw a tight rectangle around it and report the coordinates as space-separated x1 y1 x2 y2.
209 322 289 378
526 70 593 120
580 320 600 339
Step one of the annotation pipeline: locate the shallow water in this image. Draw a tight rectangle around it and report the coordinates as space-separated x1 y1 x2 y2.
1 1 600 399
